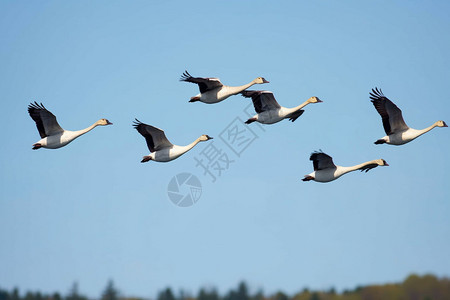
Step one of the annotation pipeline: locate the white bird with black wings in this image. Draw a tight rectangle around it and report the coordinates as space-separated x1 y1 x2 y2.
370 87 447 145
242 90 322 125
180 70 269 104
28 102 112 150
133 119 213 162
302 151 388 183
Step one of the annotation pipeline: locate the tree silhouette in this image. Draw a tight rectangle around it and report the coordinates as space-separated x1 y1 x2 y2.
66 282 87 300
251 289 264 300
272 291 288 300
0 288 9 300
1 273 450 300
198 288 219 300
224 281 250 300
308 292 319 300
11 288 20 300
177 289 190 300
237 282 249 300
101 280 119 300
157 288 175 300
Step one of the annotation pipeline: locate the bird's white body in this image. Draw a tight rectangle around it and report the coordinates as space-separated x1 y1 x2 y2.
33 125 104 149
250 106 305 124
306 164 375 183
195 83 261 104
303 152 388 183
181 71 269 104
133 119 213 163
146 142 201 162
243 91 322 125
377 125 442 145
34 130 85 149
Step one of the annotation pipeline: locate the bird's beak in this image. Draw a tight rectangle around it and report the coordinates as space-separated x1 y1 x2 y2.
384 162 389 166
107 120 113 125
443 122 448 127
206 135 213 140
263 79 270 83
317 99 323 103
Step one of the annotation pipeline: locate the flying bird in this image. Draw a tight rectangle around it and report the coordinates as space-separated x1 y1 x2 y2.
241 90 322 124
302 151 388 183
180 70 269 104
370 87 447 145
133 119 213 162
28 102 112 150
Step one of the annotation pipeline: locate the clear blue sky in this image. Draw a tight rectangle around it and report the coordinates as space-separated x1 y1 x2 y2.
1 0 449 298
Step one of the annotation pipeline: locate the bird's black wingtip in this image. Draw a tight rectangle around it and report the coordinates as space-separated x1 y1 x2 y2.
370 87 385 100
180 70 192 81
309 150 326 160
132 118 143 128
240 90 259 98
28 101 46 111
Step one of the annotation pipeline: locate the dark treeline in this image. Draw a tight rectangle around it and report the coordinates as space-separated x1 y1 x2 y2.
2 274 450 300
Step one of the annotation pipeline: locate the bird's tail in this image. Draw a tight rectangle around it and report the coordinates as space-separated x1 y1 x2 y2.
141 156 152 163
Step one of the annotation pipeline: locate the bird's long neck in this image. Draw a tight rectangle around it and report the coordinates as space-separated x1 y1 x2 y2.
341 160 379 173
227 81 256 95
335 161 376 176
182 138 202 153
286 101 309 114
415 123 439 137
291 101 309 111
72 123 98 138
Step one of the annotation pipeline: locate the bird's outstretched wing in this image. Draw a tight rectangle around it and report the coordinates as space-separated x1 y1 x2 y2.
180 70 223 93
133 119 173 152
309 151 336 171
370 87 409 135
28 102 64 138
241 90 281 113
